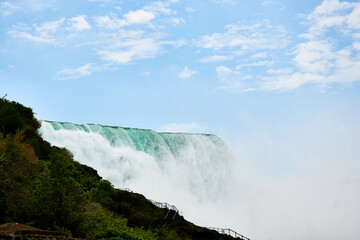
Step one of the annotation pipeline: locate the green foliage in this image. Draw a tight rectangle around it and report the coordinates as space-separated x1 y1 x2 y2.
89 180 115 208
155 225 188 240
0 130 38 222
0 98 50 160
48 148 86 228
95 218 144 240
0 99 39 135
81 203 117 239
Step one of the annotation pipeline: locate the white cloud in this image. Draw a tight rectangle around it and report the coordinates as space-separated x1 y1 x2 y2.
23 0 56 12
353 41 360 50
56 63 109 80
312 0 352 16
142 0 176 15
252 52 268 59
124 10 155 25
236 60 274 69
293 40 335 74
210 0 239 4
262 0 274 6
179 66 197 79
8 15 93 45
8 31 54 44
7 0 180 68
198 55 233 63
216 66 253 91
0 2 21 16
1 0 57 15
186 7 195 12
260 46 360 91
347 4 360 29
305 0 360 38
94 15 118 30
259 0 360 91
94 0 179 30
158 122 207 133
267 68 293 75
260 72 323 91
67 15 91 31
199 1 360 92
8 18 65 45
196 20 288 51
94 10 155 30
36 18 65 34
170 17 185 25
96 30 165 64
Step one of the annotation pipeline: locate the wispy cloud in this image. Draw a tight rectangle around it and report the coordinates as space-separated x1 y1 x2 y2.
56 63 111 80
0 0 56 16
262 0 274 6
94 10 155 30
304 0 358 39
210 0 239 4
216 66 253 91
6 0 183 76
252 52 268 59
259 0 360 91
8 15 93 45
169 17 185 25
0 2 21 16
194 20 288 91
236 60 274 69
92 0 181 64
67 15 91 31
23 0 57 12
96 30 166 64
186 7 195 12
195 20 288 51
198 55 233 63
94 0 179 30
9 18 65 45
204 0 360 92
179 66 197 79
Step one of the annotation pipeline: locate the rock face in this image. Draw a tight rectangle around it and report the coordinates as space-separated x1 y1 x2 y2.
0 223 77 240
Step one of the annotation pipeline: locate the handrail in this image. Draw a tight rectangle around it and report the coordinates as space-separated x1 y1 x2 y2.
119 187 250 239
206 227 251 240
149 199 179 213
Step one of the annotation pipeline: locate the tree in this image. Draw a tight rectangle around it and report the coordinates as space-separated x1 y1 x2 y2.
48 148 87 235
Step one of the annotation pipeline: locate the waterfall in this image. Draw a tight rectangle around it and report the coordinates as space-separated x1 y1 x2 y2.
39 121 237 214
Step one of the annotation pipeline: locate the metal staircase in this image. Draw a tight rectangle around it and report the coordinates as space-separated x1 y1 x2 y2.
206 227 251 240
120 188 251 240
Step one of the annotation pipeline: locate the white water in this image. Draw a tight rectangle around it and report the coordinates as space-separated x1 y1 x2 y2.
39 121 237 228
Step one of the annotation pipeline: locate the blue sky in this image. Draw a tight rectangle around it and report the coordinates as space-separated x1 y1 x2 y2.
1 0 360 238
1 0 359 129
1 0 360 174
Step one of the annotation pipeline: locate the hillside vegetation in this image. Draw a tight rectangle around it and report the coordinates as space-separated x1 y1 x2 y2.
0 98 238 240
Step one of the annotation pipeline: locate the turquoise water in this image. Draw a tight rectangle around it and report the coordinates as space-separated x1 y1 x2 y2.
41 120 234 170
